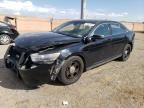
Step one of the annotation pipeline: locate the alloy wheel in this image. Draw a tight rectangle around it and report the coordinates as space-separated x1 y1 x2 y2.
65 61 81 80
123 47 131 59
0 34 11 45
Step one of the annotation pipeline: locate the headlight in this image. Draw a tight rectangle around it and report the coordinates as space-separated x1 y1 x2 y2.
30 52 60 64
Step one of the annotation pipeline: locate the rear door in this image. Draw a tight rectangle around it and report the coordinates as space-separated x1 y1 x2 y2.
110 23 127 57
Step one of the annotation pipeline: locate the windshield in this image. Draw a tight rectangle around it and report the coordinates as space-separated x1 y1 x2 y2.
53 21 95 37
0 22 8 27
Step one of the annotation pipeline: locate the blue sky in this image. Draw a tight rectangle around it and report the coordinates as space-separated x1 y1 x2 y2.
0 0 143 22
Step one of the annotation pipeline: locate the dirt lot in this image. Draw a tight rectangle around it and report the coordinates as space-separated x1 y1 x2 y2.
0 33 143 108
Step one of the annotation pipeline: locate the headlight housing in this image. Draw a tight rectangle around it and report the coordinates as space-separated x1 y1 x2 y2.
30 52 60 64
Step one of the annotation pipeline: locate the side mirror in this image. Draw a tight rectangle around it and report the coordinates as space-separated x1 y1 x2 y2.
82 34 104 43
91 34 104 41
82 36 91 44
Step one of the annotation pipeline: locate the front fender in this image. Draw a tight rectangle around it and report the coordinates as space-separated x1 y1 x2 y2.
50 49 86 80
0 29 13 35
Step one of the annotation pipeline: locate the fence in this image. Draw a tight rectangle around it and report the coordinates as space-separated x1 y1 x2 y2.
122 22 144 32
0 15 144 32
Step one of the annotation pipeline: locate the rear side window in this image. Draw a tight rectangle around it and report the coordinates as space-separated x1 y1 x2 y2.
111 23 127 35
94 24 111 37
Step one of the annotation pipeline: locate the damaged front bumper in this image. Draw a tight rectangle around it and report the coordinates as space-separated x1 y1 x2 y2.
4 45 64 87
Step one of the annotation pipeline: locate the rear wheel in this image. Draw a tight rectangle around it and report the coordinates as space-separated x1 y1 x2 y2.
58 56 84 85
0 34 11 45
119 44 131 61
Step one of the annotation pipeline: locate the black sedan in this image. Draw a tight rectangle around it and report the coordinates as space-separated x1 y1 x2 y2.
0 21 19 45
4 20 135 87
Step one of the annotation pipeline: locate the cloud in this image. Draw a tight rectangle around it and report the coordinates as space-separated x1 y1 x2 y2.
108 12 128 17
0 0 80 18
0 0 57 14
86 10 128 18
13 12 21 16
0 0 128 20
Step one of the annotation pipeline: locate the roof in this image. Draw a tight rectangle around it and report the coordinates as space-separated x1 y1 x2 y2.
68 19 120 24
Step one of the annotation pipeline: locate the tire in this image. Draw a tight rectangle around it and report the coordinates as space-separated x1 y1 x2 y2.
119 44 131 61
58 56 84 85
0 34 11 45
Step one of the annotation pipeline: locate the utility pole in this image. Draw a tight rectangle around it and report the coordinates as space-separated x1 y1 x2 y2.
81 0 87 19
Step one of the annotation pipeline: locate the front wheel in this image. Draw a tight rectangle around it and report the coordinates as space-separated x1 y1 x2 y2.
58 56 84 85
119 44 131 61
0 34 11 45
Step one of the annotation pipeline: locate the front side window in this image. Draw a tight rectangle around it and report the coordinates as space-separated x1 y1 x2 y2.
111 23 127 35
53 22 95 37
94 24 111 37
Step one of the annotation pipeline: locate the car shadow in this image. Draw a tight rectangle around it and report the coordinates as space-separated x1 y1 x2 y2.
0 58 63 90
0 58 30 90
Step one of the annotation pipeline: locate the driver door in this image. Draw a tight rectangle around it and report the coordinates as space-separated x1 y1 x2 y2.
83 23 112 67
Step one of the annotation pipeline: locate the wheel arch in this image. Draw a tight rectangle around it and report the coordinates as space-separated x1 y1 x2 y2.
0 29 13 35
64 53 87 72
128 42 133 51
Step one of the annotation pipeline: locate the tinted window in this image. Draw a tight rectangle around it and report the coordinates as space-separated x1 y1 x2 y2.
94 24 110 37
111 23 127 35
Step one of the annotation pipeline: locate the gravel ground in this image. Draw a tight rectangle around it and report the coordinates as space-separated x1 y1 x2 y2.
0 33 143 108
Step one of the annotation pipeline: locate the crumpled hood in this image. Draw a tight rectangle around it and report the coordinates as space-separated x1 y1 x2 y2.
15 32 81 51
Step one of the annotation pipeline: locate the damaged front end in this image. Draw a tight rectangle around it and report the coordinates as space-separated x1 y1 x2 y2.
4 45 71 86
